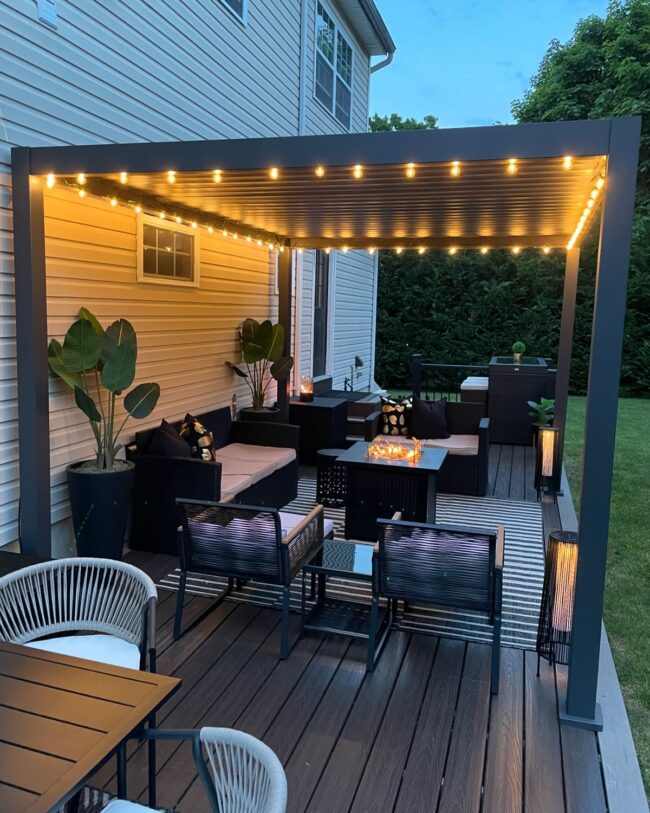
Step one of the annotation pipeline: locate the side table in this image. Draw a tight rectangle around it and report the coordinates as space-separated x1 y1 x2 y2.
289 397 347 465
316 448 347 507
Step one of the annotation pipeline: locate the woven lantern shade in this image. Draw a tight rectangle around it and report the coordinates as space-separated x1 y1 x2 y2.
535 425 559 500
537 530 579 671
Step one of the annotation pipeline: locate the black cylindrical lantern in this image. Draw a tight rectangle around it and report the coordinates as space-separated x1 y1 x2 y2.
535 425 559 499
536 530 578 672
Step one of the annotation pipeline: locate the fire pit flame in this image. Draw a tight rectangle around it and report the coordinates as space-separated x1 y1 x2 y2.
367 437 422 462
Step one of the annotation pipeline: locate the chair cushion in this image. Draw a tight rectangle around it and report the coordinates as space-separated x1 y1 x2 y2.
25 634 141 670
214 454 278 485
180 413 216 461
216 443 296 469
423 434 479 456
220 472 253 496
278 511 334 539
460 376 489 391
103 801 152 812
146 419 192 458
411 396 450 440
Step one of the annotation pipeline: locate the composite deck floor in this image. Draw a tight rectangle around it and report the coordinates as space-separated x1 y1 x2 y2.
90 445 608 813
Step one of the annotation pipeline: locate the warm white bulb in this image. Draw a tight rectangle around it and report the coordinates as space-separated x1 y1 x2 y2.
246 234 252 242
207 225 214 233
562 156 573 170
232 232 238 240
480 247 489 255
596 177 605 189
368 247 375 255
279 245 284 252
256 239 263 246
450 161 461 177
512 246 521 255
418 247 426 255
222 228 228 237
342 246 349 253
213 170 222 183
448 247 457 255
159 211 165 219
325 248 331 254
78 188 86 198
119 172 128 184
110 197 117 207
45 173 55 188
507 159 518 175
405 163 416 179
590 188 599 199
269 167 279 180
297 247 303 254
77 173 86 185
134 204 142 213
395 247 403 255
191 221 197 229
587 199 594 209
543 246 551 254
167 170 176 183
175 216 182 224
315 165 326 178
352 164 363 179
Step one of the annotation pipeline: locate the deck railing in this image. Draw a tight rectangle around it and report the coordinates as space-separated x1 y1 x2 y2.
411 354 488 401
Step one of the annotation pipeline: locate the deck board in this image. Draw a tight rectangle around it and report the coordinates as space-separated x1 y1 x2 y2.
60 444 610 813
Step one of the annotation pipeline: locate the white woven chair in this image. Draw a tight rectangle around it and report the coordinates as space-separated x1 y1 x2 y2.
103 727 287 813
0 557 157 671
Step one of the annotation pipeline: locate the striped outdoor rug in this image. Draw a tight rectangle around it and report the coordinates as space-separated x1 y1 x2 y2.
158 478 545 650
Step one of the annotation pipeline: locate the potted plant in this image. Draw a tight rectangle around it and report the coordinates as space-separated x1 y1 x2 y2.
528 397 555 427
512 341 526 364
226 318 293 422
48 308 160 559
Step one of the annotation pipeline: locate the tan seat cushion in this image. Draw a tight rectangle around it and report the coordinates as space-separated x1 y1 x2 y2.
278 511 334 539
423 434 479 456
220 472 253 496
217 456 278 485
215 443 296 470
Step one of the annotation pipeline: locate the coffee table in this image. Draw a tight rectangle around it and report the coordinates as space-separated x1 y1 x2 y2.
301 537 390 670
336 441 448 540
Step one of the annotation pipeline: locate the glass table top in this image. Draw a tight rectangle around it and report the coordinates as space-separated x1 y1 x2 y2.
306 538 374 577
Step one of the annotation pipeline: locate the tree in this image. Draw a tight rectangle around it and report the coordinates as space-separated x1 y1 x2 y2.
513 0 650 394
369 113 438 132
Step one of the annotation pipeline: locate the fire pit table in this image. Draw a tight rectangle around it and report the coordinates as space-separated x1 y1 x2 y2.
336 441 448 540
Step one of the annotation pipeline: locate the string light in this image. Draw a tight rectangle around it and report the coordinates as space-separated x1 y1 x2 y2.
167 170 176 183
119 172 128 184
395 247 403 255
315 165 326 178
342 246 349 253
175 216 182 224
590 188 599 199
405 163 416 179
77 173 86 185
587 198 594 209
352 164 363 180
246 234 252 242
450 161 461 177
297 247 303 254
543 246 551 254
213 170 222 183
191 221 197 229
418 247 426 255
45 173 55 188
110 197 117 207
158 211 166 219
134 204 142 214
279 245 285 252
568 174 606 250
207 225 214 233
257 239 263 246
448 247 457 255
512 246 521 255
596 177 605 189
78 188 86 198
368 247 375 255
480 246 489 255
325 248 331 254
269 167 279 180
507 159 518 175
563 156 573 170
232 232 238 240
222 228 228 237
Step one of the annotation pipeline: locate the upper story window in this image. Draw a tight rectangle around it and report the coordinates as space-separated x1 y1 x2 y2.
219 0 247 24
137 214 200 287
315 2 353 130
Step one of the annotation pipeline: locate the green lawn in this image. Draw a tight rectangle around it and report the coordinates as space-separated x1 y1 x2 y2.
564 397 650 794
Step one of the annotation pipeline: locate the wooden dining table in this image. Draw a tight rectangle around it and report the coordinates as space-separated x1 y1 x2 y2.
0 640 180 813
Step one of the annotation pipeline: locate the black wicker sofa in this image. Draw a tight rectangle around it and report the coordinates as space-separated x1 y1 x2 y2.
126 406 299 554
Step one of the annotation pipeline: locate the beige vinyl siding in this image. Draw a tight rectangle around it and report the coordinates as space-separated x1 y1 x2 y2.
304 0 371 136
45 186 276 525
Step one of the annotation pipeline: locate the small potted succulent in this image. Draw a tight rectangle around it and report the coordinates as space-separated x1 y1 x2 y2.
48 308 160 558
528 398 555 427
512 341 526 364
226 318 293 422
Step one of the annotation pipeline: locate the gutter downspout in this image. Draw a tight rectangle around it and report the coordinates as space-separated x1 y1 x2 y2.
298 0 309 135
370 51 394 74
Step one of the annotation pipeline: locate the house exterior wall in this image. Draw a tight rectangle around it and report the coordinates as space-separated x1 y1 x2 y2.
0 0 385 548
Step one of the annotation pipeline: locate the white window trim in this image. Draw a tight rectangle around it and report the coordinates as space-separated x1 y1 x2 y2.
219 0 248 26
313 0 355 132
136 213 201 288
310 249 336 380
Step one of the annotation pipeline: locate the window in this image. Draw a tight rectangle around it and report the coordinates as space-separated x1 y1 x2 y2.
313 250 330 377
137 215 200 287
315 2 353 130
219 0 247 23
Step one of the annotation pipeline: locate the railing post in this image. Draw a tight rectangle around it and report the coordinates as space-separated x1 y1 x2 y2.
412 354 422 398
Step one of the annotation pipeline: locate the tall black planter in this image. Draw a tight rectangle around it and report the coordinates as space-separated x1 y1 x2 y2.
66 461 135 559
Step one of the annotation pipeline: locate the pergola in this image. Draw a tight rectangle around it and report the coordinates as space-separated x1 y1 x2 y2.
12 116 641 733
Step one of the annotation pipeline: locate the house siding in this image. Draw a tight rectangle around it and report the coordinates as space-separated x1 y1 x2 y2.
0 0 384 548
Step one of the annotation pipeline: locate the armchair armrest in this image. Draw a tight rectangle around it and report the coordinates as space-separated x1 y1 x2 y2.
282 504 324 581
493 524 505 617
364 410 382 442
477 417 490 497
229 420 300 452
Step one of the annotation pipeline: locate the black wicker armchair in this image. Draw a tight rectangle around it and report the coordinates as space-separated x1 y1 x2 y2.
370 517 504 693
175 499 326 658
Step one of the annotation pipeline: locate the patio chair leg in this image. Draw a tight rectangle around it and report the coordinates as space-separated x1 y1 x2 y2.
491 615 502 694
147 712 156 809
173 571 187 641
280 585 291 659
117 742 127 798
367 594 379 671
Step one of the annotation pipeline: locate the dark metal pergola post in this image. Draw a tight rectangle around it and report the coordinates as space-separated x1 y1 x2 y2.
552 246 580 491
11 148 51 556
277 248 293 421
562 116 641 729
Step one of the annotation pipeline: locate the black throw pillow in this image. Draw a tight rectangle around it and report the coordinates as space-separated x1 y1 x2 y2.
147 419 192 458
180 413 215 461
380 396 412 436
410 396 450 439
